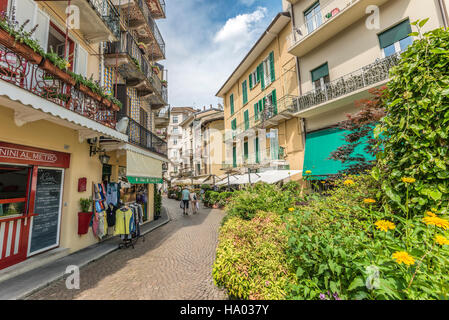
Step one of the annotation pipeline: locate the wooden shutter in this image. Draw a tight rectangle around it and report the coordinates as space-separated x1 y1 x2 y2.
34 9 50 53
230 94 234 115
231 119 236 130
115 84 128 120
259 63 265 90
272 90 277 115
232 146 237 168
75 44 88 77
242 80 248 105
255 137 259 163
254 103 258 120
15 0 37 32
244 110 249 131
311 63 329 82
269 51 275 83
244 141 248 161
249 74 253 89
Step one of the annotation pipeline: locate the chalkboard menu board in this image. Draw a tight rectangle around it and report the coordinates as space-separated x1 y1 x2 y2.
29 169 63 254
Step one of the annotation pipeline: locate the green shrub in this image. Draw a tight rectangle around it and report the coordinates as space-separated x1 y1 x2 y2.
376 21 449 215
213 212 295 300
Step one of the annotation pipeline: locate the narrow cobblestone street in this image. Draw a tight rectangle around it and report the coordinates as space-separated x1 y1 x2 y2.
26 198 227 300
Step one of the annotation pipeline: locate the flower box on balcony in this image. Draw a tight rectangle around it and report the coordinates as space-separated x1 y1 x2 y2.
39 58 76 86
102 97 112 108
161 80 167 87
0 29 44 65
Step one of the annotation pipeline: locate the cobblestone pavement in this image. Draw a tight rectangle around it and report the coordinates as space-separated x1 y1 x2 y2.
27 198 228 300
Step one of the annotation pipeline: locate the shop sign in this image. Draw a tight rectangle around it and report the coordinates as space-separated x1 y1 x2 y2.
0 141 70 168
127 176 163 184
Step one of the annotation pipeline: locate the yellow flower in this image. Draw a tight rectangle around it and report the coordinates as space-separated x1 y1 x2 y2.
431 208 438 213
305 170 312 174
364 198 376 204
392 251 415 266
435 235 449 246
288 208 295 212
422 216 449 230
375 220 396 232
65 62 71 68
344 180 355 185
401 177 416 184
425 211 436 217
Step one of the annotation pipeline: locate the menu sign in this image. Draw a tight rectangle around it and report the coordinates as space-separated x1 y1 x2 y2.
29 169 63 254
0 141 70 168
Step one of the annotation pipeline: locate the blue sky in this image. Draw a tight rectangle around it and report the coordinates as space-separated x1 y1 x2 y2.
157 0 282 109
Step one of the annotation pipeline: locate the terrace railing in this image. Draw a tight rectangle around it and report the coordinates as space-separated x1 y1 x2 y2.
296 53 401 112
89 0 121 39
0 43 116 128
127 118 167 156
137 0 166 58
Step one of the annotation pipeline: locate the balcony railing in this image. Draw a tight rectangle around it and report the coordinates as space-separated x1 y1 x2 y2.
137 0 166 58
89 0 121 39
0 43 116 128
288 0 355 49
128 118 167 156
105 32 165 99
296 53 401 112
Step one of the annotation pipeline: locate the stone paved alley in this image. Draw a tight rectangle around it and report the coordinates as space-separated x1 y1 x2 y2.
27 198 227 300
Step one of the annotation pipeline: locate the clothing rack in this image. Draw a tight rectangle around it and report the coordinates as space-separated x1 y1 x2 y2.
118 201 146 249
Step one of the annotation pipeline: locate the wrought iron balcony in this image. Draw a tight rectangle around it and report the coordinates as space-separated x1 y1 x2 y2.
296 53 400 113
0 42 117 128
145 0 166 19
104 32 166 104
127 118 167 156
89 0 121 39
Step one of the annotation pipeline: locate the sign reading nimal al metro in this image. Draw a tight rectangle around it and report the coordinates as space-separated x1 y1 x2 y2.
0 141 70 168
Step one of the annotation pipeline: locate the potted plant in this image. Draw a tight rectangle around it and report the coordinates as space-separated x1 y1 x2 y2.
78 197 93 235
138 42 146 53
161 80 167 87
151 64 160 74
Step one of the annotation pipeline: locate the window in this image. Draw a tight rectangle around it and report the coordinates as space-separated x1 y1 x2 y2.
242 80 248 105
172 115 178 124
260 51 275 89
231 119 237 131
243 141 248 162
311 63 330 90
0 165 29 218
249 70 258 89
305 2 322 34
244 110 249 131
263 90 278 119
173 138 178 145
378 19 413 57
172 126 179 134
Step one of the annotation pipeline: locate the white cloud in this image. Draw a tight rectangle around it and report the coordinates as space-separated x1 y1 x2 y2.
157 3 273 108
214 7 267 53
239 0 258 6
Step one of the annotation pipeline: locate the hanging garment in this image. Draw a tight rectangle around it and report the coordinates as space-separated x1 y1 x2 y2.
136 204 144 225
106 183 118 206
92 212 100 238
114 207 134 236
106 205 117 227
98 211 105 239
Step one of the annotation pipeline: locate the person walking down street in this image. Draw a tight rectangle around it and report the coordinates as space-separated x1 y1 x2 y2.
190 189 199 215
181 186 190 216
200 188 205 202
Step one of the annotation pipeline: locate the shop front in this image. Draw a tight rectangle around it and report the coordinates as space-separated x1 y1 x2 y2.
0 141 70 270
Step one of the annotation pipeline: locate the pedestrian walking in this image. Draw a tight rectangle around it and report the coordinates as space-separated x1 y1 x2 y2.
181 186 190 216
190 189 199 214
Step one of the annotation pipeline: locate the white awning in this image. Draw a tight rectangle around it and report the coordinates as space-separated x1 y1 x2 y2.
126 150 162 179
216 170 302 185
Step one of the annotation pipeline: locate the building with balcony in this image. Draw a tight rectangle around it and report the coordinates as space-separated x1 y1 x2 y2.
216 12 304 180
0 0 169 273
282 0 448 178
166 106 196 182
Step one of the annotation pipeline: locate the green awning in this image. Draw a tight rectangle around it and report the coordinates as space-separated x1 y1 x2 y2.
303 127 375 179
311 63 329 82
127 176 163 184
378 19 412 49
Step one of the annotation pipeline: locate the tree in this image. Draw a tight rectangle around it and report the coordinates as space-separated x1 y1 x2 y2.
329 87 386 175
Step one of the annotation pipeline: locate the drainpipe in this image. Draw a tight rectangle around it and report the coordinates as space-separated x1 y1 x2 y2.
438 0 449 29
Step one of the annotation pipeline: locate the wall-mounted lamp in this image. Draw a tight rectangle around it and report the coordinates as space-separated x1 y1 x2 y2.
99 154 111 165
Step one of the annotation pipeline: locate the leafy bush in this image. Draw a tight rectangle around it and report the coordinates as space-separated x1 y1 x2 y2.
376 21 449 214
286 175 449 300
224 182 301 221
213 212 295 300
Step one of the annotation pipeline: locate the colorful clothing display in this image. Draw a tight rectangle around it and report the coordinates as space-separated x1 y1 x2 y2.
114 207 135 236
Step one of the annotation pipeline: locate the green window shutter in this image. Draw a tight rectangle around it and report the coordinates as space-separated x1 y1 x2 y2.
249 74 253 89
256 65 261 83
260 63 265 90
244 141 248 161
255 137 259 164
230 94 234 115
254 103 259 121
231 119 236 130
269 51 275 83
242 80 248 105
378 19 412 49
311 63 329 82
233 145 237 168
272 89 277 115
258 99 263 113
244 110 249 130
